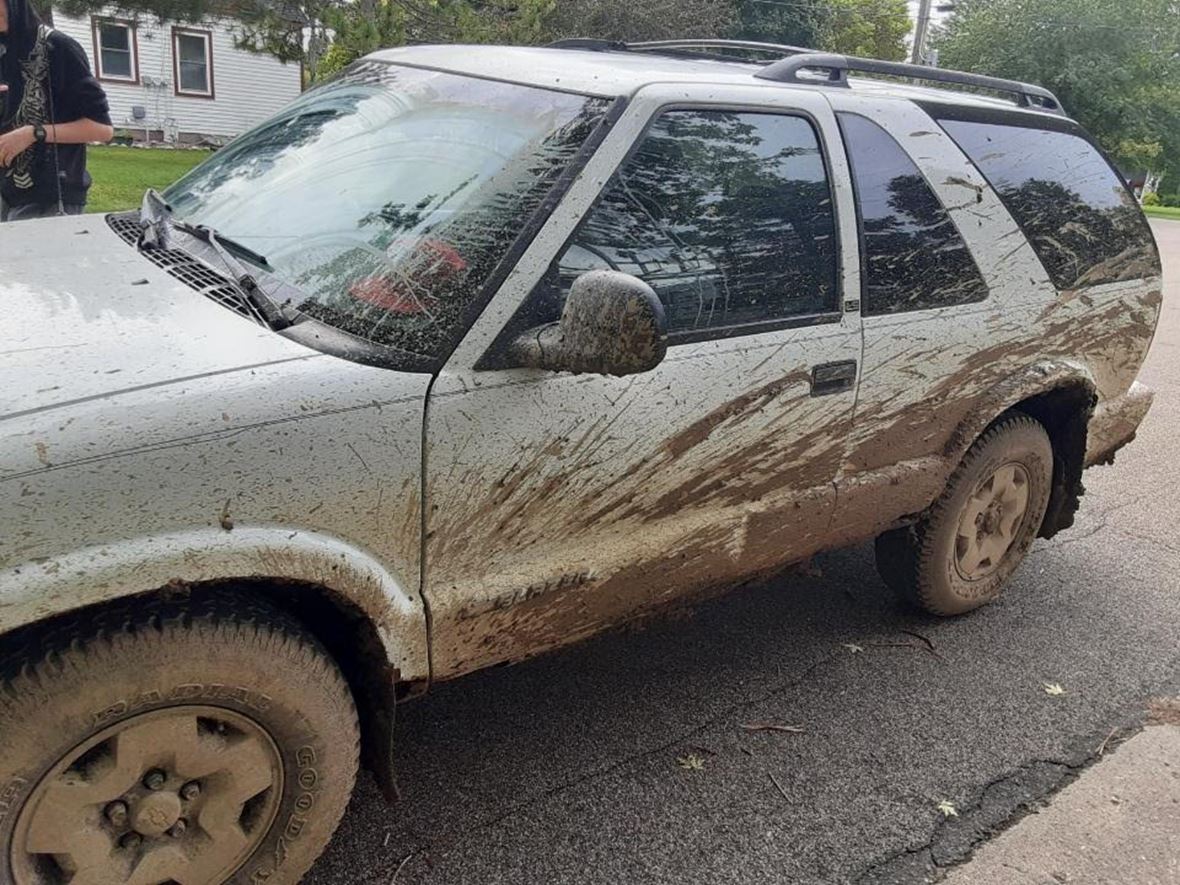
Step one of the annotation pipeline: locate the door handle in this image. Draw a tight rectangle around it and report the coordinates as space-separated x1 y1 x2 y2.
811 360 858 397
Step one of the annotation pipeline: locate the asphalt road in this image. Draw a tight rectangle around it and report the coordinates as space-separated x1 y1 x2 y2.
306 219 1180 885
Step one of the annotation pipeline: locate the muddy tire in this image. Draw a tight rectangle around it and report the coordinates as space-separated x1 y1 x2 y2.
0 590 359 884
875 413 1053 616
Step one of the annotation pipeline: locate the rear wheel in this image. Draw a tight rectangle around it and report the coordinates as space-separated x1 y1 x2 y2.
1 591 359 884
875 413 1053 616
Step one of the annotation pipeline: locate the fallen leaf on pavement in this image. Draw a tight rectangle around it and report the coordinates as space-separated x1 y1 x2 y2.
936 799 959 818
742 723 806 734
1043 682 1066 696
677 753 705 771
842 643 864 654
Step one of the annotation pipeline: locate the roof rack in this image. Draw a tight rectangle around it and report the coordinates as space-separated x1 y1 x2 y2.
547 38 813 62
547 38 1064 116
756 53 1064 114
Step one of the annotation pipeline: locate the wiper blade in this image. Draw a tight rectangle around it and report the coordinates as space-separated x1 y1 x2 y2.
173 222 294 331
175 220 273 271
138 188 172 249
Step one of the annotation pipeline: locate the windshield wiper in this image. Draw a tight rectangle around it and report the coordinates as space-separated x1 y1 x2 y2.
138 188 292 330
139 188 173 250
172 221 295 331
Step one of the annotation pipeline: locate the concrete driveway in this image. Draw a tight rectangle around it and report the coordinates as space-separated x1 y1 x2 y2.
306 219 1180 885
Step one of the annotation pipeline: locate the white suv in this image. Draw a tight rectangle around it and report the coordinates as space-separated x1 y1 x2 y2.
0 41 1162 884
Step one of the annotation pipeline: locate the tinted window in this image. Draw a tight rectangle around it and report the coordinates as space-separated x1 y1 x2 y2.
838 113 988 316
528 110 839 338
938 118 1158 290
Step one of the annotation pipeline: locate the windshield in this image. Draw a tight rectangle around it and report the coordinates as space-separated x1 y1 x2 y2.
164 61 611 364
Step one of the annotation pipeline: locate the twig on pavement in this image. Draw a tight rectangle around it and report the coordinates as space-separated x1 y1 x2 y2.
1097 726 1119 756
742 723 806 734
769 773 791 804
391 853 413 884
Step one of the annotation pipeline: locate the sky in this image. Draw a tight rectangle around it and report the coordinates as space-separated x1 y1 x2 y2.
907 1 952 26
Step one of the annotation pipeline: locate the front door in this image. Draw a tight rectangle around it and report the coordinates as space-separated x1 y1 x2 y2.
423 85 864 680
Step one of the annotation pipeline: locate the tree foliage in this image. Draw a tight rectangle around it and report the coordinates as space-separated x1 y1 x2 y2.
728 0 825 47
934 0 1180 182
820 0 909 60
545 0 735 43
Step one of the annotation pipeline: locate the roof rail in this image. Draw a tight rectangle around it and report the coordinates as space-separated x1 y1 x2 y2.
547 38 814 61
756 53 1064 115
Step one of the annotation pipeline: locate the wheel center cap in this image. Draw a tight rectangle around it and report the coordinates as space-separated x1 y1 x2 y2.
132 792 182 837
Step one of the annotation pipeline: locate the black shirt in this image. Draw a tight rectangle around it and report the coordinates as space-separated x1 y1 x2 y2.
0 29 112 206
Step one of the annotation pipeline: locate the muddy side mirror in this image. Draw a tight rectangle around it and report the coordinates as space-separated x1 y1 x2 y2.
507 271 668 377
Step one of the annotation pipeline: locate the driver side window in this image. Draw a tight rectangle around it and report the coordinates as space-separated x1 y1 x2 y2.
526 108 840 341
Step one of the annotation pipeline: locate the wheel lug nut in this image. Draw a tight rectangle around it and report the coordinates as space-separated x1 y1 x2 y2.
120 832 142 850
105 800 128 826
180 781 201 801
168 819 187 838
143 769 167 790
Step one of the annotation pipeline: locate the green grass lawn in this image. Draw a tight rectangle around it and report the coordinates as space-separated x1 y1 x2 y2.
1144 205 1180 220
86 145 210 214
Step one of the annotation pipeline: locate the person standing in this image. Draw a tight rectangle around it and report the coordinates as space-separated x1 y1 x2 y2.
0 0 113 221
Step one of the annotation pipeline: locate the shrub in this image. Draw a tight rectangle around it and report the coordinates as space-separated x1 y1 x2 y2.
1142 191 1161 206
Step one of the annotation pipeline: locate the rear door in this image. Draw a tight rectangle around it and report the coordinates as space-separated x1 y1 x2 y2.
422 84 865 679
823 96 1060 545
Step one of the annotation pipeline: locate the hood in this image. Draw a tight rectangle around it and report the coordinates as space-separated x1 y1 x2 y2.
1 213 320 420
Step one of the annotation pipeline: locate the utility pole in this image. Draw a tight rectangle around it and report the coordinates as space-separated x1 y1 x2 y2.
910 0 933 64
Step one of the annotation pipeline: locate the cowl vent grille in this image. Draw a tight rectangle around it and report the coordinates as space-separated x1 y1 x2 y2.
106 212 267 326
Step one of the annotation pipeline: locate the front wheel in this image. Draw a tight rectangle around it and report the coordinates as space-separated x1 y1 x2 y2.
0 591 359 884
875 413 1053 616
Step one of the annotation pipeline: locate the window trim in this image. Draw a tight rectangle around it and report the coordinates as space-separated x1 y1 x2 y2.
510 102 846 351
836 110 990 318
91 17 139 85
172 27 215 99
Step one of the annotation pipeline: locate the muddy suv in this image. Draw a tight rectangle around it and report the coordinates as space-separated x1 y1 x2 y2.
0 40 1161 883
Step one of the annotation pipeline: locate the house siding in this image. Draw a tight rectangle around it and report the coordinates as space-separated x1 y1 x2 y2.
53 7 302 141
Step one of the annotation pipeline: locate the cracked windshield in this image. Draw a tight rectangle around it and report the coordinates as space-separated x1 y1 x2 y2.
163 62 610 362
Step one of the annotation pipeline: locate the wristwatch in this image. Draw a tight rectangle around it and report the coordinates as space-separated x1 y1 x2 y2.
32 124 47 144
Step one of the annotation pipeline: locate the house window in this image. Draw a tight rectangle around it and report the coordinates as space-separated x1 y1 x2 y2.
173 29 214 97
93 19 137 82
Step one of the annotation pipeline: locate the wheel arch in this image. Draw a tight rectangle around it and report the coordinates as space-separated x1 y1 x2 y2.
0 527 429 803
944 360 1098 540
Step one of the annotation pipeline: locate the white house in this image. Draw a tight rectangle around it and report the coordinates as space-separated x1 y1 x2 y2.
53 6 303 144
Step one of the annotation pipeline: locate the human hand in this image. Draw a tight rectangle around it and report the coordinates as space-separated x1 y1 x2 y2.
0 124 36 167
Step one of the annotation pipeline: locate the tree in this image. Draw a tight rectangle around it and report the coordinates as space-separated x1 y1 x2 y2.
934 0 1180 187
728 0 825 47
727 0 908 57
544 0 735 43
820 0 909 60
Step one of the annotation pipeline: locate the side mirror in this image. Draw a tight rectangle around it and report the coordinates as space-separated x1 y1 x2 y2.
507 271 668 377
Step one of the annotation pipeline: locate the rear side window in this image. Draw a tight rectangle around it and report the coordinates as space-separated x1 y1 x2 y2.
937 118 1157 290
838 113 988 315
523 109 840 340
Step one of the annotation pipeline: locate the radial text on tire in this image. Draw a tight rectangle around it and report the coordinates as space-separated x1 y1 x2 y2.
0 590 360 885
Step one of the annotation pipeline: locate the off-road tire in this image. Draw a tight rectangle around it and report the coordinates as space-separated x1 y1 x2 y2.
0 589 359 884
875 413 1053 616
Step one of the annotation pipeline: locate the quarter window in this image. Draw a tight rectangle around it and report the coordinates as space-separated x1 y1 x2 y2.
838 113 988 315
94 19 137 82
936 117 1157 290
528 109 840 339
173 29 213 97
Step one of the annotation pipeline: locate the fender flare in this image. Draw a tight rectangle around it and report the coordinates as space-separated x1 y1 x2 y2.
0 525 429 682
944 359 1098 539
